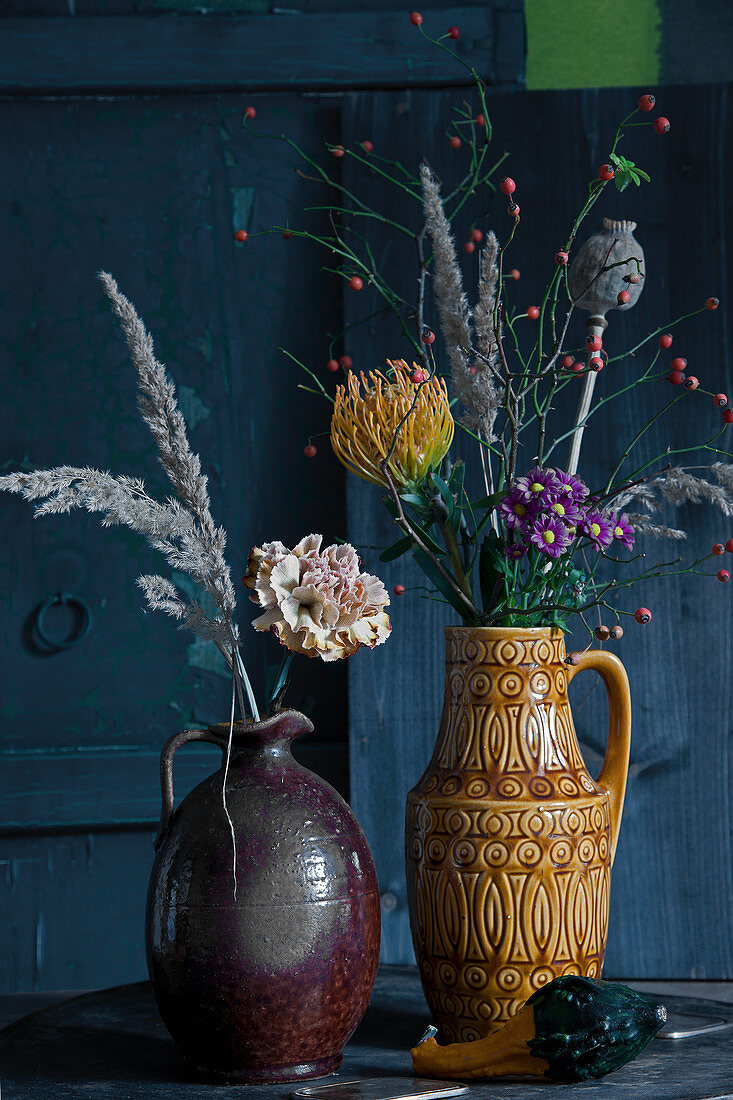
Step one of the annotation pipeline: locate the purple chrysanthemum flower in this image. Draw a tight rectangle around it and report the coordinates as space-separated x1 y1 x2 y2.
528 514 573 558
579 508 614 550
515 465 562 507
504 542 527 561
546 494 583 527
609 511 635 551
553 469 589 504
499 487 536 530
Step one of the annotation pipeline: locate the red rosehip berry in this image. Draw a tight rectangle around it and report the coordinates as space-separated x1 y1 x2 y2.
303 444 317 458
339 355 353 370
471 228 483 242
500 177 516 195
411 369 425 384
625 272 642 284
609 624 624 639
562 355 576 370
638 94 656 111
421 330 435 345
508 202 520 217
449 135 462 149
684 376 699 390
586 335 602 351
555 250 569 265
594 625 611 641
464 240 476 253
509 268 520 280
617 290 631 304
634 607 652 624
671 357 687 370
361 140 373 153
348 275 363 291
326 358 340 373
589 356 604 372
658 333 673 349
475 113 485 127
653 116 671 134
669 370 686 385
571 361 585 373
598 164 615 182
724 409 733 424
448 25 460 38
409 11 423 25
713 543 725 555
331 145 345 158
393 584 406 596
526 305 540 320
282 230 292 240
718 569 730 583
714 393 728 407
243 106 256 120
726 538 733 553
233 229 248 242
706 297 720 310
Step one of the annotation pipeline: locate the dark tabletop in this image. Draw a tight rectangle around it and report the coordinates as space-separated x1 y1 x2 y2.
0 966 732 1099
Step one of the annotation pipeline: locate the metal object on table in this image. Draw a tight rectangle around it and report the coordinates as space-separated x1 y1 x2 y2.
292 1079 468 1100
659 1009 733 1040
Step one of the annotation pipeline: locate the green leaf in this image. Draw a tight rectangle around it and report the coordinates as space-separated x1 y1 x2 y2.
414 523 448 557
628 170 641 186
378 535 413 563
412 547 470 619
399 489 430 511
614 172 630 193
636 168 651 182
470 490 503 510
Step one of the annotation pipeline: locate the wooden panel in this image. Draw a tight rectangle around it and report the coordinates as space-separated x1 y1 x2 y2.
345 83 733 978
0 7 523 94
0 742 347 833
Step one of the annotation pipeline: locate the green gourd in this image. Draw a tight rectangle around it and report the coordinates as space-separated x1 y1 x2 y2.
411 975 667 1082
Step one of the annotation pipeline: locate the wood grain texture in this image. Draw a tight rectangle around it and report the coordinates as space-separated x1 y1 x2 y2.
344 84 733 978
0 7 523 94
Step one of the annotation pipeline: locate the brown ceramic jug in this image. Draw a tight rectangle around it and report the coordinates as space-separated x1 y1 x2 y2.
405 626 631 1042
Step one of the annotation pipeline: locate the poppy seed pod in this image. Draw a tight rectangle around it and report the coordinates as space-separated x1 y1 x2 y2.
568 219 646 321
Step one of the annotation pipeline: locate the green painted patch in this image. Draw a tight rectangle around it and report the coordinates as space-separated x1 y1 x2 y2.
525 0 662 90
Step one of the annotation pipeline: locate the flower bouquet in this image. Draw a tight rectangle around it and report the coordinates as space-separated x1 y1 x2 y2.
236 15 733 1039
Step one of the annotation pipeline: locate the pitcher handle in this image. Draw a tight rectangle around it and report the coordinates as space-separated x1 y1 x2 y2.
567 649 631 864
154 728 226 851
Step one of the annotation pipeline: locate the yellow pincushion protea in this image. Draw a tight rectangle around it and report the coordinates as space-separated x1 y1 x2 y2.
330 360 454 491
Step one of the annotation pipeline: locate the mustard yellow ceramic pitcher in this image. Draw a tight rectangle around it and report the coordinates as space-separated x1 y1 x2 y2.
405 626 631 1042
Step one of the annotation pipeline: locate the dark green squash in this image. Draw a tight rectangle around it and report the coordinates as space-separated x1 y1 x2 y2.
411 974 666 1082
527 975 667 1081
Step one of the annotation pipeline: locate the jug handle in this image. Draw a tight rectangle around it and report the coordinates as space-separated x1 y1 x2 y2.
154 728 226 851
567 649 631 863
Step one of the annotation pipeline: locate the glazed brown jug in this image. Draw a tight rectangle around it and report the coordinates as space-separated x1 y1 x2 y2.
405 626 631 1042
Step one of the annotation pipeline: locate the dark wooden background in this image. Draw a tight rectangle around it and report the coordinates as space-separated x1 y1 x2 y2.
0 0 731 991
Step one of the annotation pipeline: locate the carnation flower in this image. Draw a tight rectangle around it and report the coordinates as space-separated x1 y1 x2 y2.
579 508 614 550
528 514 573 558
245 534 391 661
609 511 635 551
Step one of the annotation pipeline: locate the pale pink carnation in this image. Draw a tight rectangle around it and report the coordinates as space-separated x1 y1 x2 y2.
245 534 391 661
